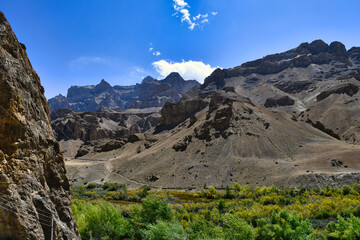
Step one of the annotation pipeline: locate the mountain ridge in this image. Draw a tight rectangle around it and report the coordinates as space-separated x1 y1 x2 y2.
49 73 200 112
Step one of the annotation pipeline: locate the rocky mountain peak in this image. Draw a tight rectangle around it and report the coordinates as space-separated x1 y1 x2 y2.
329 41 348 58
165 72 182 79
93 79 113 92
141 75 155 83
308 39 329 54
49 72 200 112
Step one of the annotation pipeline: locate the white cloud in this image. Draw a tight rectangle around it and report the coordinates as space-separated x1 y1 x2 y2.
152 59 217 83
173 0 189 11
193 13 208 20
149 44 161 56
172 0 217 31
180 9 191 24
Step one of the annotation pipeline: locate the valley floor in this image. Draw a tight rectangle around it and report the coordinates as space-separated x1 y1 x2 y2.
72 182 360 239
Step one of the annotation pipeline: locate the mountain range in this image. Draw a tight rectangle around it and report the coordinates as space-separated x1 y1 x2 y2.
60 39 360 189
48 73 200 112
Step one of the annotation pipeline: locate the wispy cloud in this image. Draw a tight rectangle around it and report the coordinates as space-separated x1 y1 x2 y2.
172 0 218 30
152 59 217 83
148 44 161 56
69 56 110 70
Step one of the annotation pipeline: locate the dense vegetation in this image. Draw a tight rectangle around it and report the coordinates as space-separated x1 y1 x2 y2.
72 182 360 239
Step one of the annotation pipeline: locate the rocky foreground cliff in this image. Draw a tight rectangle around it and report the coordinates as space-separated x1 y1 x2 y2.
0 12 79 239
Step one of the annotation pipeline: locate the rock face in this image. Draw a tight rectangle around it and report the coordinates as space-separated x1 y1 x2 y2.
264 96 295 108
48 73 200 112
51 109 161 142
316 83 358 101
199 39 360 144
0 12 79 239
156 97 208 130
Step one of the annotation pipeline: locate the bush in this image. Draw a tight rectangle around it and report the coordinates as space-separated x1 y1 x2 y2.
186 220 224 239
102 182 125 191
86 182 97 189
342 185 353 195
140 197 173 223
137 186 150 199
207 186 217 199
222 214 255 240
256 210 315 240
141 220 185 240
217 199 227 213
326 215 360 239
72 200 133 239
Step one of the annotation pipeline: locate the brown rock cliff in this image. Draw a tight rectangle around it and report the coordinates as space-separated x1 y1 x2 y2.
0 12 79 239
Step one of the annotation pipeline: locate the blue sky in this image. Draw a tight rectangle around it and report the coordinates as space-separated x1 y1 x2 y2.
2 0 360 98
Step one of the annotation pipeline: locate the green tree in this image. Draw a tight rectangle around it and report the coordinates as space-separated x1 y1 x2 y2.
256 210 315 240
222 214 255 240
141 220 185 240
140 197 173 223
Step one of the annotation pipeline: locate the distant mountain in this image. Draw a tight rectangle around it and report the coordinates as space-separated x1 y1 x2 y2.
48 72 200 112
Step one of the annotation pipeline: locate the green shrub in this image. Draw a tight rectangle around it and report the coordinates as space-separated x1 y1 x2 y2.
141 220 185 240
225 185 233 199
207 186 217 199
186 220 224 239
102 182 124 191
137 186 150 199
342 185 353 195
217 198 227 213
86 182 97 189
72 200 132 239
222 214 255 240
326 215 360 239
256 210 315 240
140 197 173 223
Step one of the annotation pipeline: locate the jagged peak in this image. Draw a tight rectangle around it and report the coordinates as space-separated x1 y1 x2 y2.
141 76 155 83
97 79 111 86
164 72 183 80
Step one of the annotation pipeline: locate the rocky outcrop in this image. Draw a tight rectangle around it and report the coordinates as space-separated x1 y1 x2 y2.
48 73 200 112
201 68 227 90
264 96 295 108
156 97 208 131
51 109 161 142
274 81 314 94
0 12 79 239
316 83 359 101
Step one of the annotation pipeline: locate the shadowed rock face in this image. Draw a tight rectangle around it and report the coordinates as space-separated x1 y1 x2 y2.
51 109 161 142
0 12 79 239
316 83 359 101
264 96 295 108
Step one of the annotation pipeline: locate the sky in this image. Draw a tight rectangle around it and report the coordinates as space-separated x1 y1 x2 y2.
1 0 360 99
